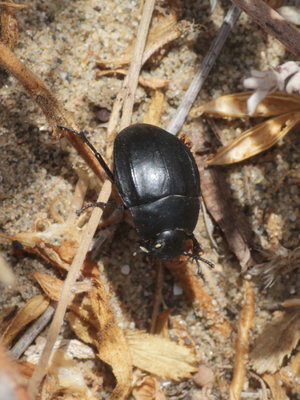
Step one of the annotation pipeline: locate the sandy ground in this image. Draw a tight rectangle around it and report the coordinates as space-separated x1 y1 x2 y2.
0 1 299 399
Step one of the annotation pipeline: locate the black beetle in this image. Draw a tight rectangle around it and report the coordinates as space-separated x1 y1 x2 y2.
58 123 213 267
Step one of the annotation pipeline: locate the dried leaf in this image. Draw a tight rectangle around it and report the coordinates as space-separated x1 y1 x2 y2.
143 91 165 126
1 295 50 347
0 252 16 286
251 247 300 287
90 279 132 400
263 373 289 400
96 14 179 67
191 92 300 118
207 111 300 165
132 375 166 400
251 306 300 374
126 330 197 380
33 272 63 301
0 222 82 271
278 351 300 392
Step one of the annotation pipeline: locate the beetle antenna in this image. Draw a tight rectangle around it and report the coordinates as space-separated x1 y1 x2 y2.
57 124 114 182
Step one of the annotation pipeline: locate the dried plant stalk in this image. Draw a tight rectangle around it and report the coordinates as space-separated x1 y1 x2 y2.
230 280 255 400
232 0 300 57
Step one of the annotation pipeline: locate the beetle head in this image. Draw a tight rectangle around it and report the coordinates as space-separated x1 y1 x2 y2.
144 230 186 259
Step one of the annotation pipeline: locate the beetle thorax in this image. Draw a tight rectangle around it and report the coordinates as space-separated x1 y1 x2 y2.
146 230 186 259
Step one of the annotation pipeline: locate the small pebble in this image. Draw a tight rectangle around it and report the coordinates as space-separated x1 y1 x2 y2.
121 264 130 275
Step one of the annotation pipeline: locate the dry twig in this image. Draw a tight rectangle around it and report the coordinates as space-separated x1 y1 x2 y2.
167 5 241 135
231 0 300 57
230 280 255 400
120 0 156 130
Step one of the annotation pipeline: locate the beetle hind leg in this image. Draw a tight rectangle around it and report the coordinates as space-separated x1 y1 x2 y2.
57 124 114 182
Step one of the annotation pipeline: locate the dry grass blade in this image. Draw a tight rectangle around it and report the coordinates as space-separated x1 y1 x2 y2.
1 295 50 347
89 279 132 400
126 330 197 380
207 111 300 165
230 280 255 400
251 306 300 374
191 92 300 118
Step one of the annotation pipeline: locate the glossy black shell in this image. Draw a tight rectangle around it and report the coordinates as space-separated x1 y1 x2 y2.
113 123 200 240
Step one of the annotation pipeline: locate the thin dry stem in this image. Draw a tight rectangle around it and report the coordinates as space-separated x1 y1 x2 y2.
28 180 112 398
232 0 300 57
65 177 89 226
0 43 105 181
230 279 255 400
167 5 241 135
150 262 164 334
10 304 55 360
120 0 155 129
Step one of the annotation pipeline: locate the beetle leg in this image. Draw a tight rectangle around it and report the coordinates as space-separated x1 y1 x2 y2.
57 124 114 182
76 202 124 216
184 234 214 272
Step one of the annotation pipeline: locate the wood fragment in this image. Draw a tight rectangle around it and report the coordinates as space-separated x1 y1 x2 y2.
231 0 300 57
230 280 255 400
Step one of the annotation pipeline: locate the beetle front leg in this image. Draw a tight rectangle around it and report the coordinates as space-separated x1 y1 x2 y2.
184 234 214 272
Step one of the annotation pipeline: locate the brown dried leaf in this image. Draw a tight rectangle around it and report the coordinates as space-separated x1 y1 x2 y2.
1 295 50 347
191 92 300 118
143 91 165 126
251 247 300 288
278 351 300 392
67 310 98 346
0 222 82 271
207 111 300 165
33 272 63 301
125 330 197 380
251 306 300 374
263 373 289 400
132 375 166 400
90 279 132 400
96 14 179 67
